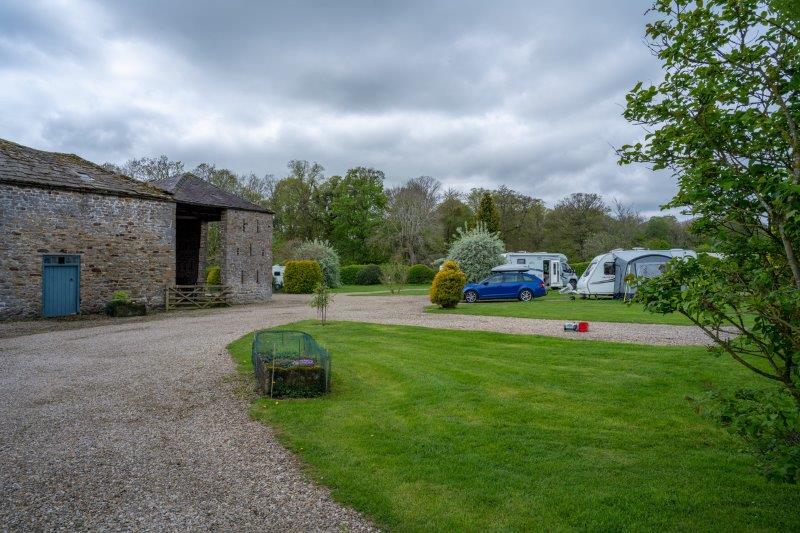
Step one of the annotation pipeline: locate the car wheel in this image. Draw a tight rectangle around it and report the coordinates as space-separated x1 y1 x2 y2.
464 290 478 303
519 289 533 301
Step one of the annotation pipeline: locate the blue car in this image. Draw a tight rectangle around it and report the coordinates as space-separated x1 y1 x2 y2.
463 271 547 303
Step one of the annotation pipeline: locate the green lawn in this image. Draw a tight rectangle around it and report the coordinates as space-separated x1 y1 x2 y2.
228 322 799 532
331 283 430 295
428 291 694 325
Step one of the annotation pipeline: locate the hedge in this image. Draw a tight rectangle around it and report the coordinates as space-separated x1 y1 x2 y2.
571 261 591 278
284 260 323 294
407 264 436 284
341 264 363 285
356 264 382 285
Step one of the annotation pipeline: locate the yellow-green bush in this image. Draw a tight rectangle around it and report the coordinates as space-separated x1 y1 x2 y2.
429 260 467 308
206 265 221 285
284 260 323 294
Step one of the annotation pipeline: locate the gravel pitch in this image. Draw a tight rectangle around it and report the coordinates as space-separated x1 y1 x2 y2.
0 294 716 530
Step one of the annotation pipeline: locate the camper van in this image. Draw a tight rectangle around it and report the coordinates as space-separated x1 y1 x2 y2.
496 252 578 289
575 248 697 299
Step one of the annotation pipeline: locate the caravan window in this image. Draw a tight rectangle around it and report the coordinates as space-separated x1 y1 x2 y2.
603 262 615 276
581 262 596 278
516 258 526 264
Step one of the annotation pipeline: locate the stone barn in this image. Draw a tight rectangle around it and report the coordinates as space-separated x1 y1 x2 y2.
0 138 273 319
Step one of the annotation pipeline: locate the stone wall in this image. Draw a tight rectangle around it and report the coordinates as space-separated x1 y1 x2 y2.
219 208 273 303
0 183 175 319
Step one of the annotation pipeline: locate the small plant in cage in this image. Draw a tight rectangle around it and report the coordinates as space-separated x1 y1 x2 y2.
251 330 331 398
310 282 333 325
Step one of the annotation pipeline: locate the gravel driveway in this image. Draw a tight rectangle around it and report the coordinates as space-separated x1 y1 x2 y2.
0 294 714 530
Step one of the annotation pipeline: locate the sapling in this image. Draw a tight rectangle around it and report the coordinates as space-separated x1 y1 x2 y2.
310 282 333 325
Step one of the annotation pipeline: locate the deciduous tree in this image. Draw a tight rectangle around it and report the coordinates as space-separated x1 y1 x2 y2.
620 0 800 422
384 176 442 264
328 167 387 264
543 193 610 261
437 188 473 244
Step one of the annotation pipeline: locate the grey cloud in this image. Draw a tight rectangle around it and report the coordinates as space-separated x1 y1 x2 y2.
0 0 679 213
41 113 140 155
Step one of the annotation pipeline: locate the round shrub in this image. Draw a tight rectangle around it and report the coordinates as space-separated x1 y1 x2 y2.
284 260 323 294
447 222 505 283
111 290 130 302
206 265 221 285
341 264 363 285
430 260 467 308
407 264 436 284
356 264 382 285
293 239 341 288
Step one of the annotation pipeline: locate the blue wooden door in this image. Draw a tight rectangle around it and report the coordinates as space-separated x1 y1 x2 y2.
42 256 80 317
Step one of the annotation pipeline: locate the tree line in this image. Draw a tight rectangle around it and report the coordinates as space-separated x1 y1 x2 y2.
103 156 706 265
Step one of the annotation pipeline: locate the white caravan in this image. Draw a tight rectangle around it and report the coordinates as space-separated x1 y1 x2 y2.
496 252 578 289
575 248 697 299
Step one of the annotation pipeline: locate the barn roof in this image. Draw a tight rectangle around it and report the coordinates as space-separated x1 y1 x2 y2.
0 138 173 201
151 173 272 213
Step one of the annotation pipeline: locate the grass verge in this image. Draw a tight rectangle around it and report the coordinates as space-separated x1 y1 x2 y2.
331 284 430 295
427 291 694 325
228 321 798 531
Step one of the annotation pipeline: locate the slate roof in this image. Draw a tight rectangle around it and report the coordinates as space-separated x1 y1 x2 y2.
152 173 272 213
0 138 173 201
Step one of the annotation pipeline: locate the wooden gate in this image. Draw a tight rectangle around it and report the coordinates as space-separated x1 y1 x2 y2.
165 285 231 310
42 255 80 317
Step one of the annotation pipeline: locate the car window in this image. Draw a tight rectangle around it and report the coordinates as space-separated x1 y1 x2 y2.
563 264 574 273
487 274 503 284
502 273 521 282
522 274 536 281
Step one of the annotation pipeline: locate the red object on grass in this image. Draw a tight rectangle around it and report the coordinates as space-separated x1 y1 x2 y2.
577 321 589 332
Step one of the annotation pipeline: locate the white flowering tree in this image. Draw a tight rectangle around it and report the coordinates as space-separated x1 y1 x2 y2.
447 222 505 283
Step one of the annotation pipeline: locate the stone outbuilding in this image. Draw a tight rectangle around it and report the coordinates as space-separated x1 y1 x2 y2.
0 138 273 319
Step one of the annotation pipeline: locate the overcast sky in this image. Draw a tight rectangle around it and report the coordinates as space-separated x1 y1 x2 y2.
0 0 678 215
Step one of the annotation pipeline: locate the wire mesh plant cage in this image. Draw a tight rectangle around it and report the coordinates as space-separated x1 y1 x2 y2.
251 330 331 397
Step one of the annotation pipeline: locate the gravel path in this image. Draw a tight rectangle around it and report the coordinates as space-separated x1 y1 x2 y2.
0 294 715 530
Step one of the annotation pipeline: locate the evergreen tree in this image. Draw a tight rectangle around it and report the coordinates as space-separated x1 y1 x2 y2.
475 192 500 234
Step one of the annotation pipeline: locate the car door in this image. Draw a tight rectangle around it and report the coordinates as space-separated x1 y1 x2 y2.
500 272 523 298
480 274 504 299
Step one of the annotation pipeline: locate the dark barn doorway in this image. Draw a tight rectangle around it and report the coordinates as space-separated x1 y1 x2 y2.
174 203 221 285
175 218 201 285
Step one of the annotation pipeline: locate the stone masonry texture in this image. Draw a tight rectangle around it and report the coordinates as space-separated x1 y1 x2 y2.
219 208 273 303
0 183 175 318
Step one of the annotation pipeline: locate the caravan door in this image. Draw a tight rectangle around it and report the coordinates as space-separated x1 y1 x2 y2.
548 260 563 288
